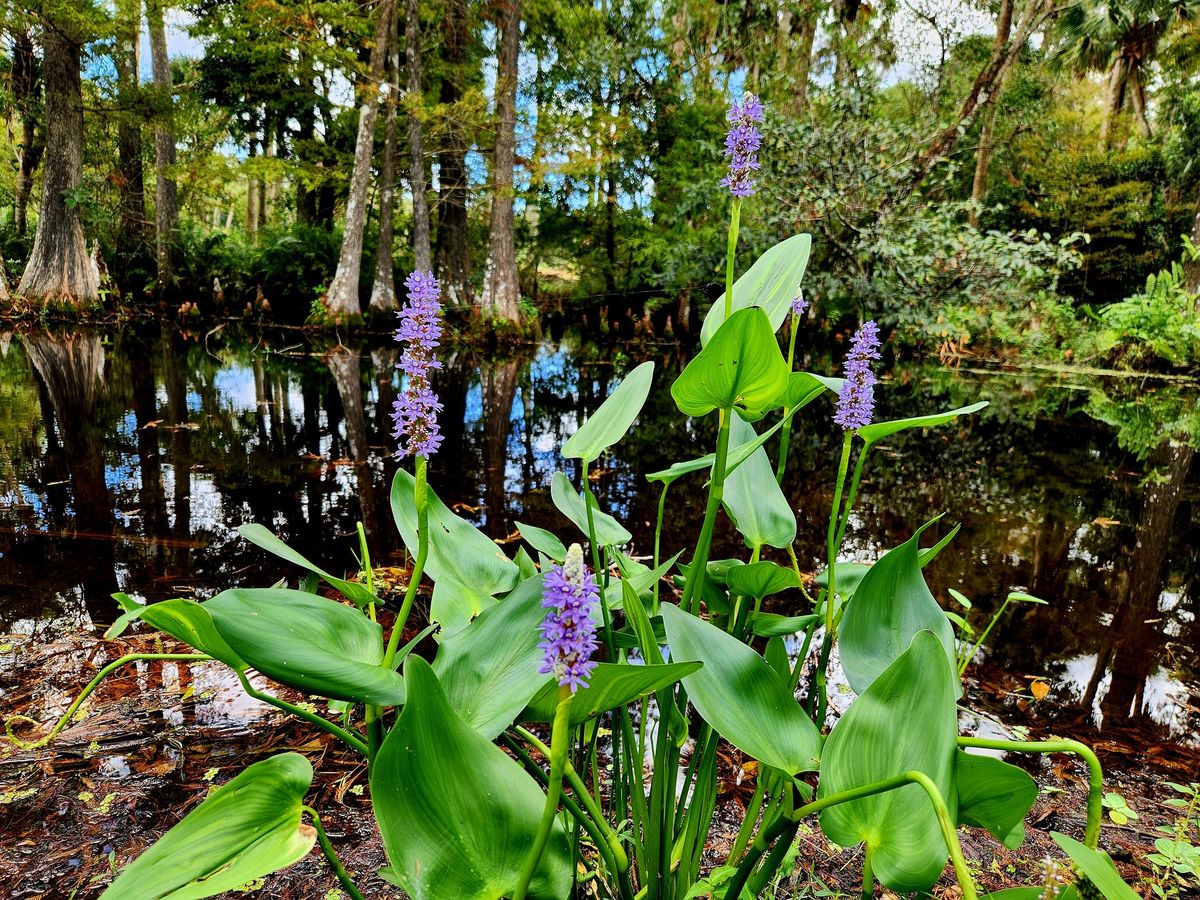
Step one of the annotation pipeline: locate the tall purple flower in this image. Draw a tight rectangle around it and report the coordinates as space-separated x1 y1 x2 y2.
391 271 444 458
538 544 599 693
720 93 764 198
834 321 882 431
790 288 809 317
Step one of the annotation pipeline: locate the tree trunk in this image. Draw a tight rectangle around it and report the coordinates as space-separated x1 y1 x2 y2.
406 0 432 272
792 5 817 113
12 29 42 239
326 0 396 318
370 12 401 312
480 0 523 323
434 0 472 306
1127 65 1152 140
1099 57 1128 151
17 28 98 303
147 0 179 292
245 129 260 242
969 0 1015 228
114 0 147 257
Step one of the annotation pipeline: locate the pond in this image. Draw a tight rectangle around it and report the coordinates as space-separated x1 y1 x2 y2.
1 325 1197 750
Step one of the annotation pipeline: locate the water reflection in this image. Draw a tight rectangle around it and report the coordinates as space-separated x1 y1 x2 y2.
0 327 1195 747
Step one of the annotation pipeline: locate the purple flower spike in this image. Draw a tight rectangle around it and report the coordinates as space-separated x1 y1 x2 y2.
720 93 764 198
834 321 882 431
538 544 600 693
790 289 809 317
391 271 444 458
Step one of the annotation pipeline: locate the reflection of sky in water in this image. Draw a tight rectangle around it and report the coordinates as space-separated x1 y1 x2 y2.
2 333 1196 745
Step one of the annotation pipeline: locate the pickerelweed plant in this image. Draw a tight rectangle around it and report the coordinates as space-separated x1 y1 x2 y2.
8 110 1141 900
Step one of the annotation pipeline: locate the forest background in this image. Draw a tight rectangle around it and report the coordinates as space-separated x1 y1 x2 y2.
1 0 1199 367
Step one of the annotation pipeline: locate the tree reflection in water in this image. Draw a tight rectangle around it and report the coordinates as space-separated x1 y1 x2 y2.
0 328 1194 746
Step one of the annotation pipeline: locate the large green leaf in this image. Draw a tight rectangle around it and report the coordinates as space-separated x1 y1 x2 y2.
726 562 801 600
204 588 406 705
722 417 796 550
781 372 843 408
237 524 376 608
100 753 314 900
516 521 567 562
108 594 245 671
700 233 813 345
550 471 631 546
562 361 654 462
672 308 789 418
660 603 820 774
391 470 520 621
433 575 553 739
857 402 988 447
955 751 1037 849
521 661 701 725
373 657 572 900
819 631 959 892
748 612 820 637
838 521 957 695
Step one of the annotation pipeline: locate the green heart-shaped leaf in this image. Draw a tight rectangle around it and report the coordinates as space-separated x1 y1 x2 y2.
722 417 796 550
780 372 843 409
660 603 820 774
237 524 376 608
563 360 654 462
672 308 790 418
748 612 820 637
839 520 958 695
955 750 1037 849
550 471 631 546
700 233 813 345
205 588 406 705
726 561 801 600
433 574 553 739
857 402 988 447
373 657 572 900
819 630 958 892
391 470 520 624
522 661 701 725
100 753 314 900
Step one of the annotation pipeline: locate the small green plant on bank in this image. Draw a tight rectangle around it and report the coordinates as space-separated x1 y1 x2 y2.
1102 792 1139 826
1148 782 1200 899
5 95 1141 900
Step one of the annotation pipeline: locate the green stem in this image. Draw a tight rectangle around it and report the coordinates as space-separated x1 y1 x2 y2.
747 819 799 896
304 806 367 900
236 669 368 756
861 846 874 900
653 482 670 612
728 776 766 864
960 596 1013 676
725 198 742 318
513 690 574 900
5 653 210 750
956 736 1103 847
905 770 977 900
813 432 854 725
680 409 733 615
832 444 869 554
775 313 801 485
357 521 376 623
383 455 429 669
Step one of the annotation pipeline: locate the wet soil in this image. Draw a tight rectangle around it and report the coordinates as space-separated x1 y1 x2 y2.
2 621 1193 900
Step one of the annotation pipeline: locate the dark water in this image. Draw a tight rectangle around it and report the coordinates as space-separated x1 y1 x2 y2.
0 326 1197 747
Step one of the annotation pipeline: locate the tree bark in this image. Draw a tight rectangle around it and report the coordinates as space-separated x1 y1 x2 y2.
245 128 260 242
370 10 402 312
792 5 817 113
11 29 42 239
969 0 1015 228
113 0 147 255
406 0 432 272
147 0 179 292
480 0 523 323
326 0 396 318
1127 65 1152 140
1099 56 1128 151
434 0 473 306
17 27 98 303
